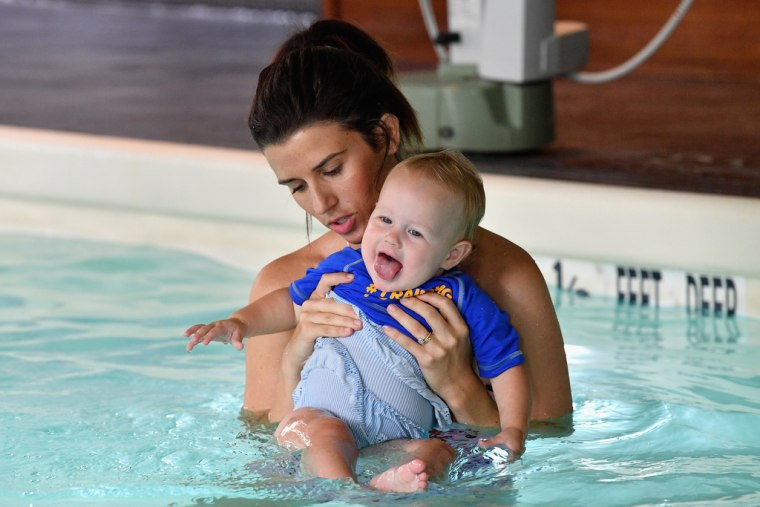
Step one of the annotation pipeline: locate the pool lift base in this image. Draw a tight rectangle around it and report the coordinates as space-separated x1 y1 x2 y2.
399 64 554 154
400 0 590 153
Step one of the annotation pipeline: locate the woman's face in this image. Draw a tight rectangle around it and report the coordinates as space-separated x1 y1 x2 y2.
264 122 395 246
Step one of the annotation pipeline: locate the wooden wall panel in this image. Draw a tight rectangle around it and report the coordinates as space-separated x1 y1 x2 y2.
320 1 760 194
322 1 760 79
322 0 446 70
557 1 759 80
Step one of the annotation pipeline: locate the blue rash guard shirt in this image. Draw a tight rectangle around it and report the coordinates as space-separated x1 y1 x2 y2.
289 247 523 379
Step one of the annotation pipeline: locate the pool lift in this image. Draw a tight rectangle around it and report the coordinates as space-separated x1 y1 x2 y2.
401 0 695 153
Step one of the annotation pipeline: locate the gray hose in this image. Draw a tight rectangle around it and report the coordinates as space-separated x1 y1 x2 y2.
418 0 448 63
566 0 695 84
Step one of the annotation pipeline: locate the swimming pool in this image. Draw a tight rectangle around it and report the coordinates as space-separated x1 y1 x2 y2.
1 232 758 506
1 127 759 505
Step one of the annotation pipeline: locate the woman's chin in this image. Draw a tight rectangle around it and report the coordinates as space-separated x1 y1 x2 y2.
334 229 362 246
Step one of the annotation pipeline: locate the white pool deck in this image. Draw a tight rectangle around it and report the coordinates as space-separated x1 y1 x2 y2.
2 125 759 317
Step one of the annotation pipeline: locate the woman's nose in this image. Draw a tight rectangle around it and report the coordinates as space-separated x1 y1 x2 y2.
311 186 337 215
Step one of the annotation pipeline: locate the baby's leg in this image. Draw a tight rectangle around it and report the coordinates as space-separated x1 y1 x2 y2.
369 438 455 493
275 407 359 481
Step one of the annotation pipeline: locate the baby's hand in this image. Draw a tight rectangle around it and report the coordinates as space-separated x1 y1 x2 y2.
477 426 525 460
184 318 247 352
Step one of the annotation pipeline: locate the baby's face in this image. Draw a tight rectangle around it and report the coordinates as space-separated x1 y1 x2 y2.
361 166 464 292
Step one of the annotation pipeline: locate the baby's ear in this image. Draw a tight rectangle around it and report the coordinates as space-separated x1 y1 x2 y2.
441 240 473 270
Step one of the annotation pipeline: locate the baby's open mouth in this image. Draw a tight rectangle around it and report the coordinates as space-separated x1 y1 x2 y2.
374 252 402 281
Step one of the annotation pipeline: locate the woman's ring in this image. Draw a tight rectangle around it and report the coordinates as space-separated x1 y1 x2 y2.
418 331 433 345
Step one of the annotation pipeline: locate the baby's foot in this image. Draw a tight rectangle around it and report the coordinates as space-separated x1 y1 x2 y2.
369 458 429 493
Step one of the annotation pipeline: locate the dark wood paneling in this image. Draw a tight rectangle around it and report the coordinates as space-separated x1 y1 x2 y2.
322 0 446 69
322 1 760 196
557 1 760 80
322 0 759 78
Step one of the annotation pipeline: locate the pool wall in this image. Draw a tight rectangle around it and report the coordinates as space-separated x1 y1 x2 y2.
2 125 759 317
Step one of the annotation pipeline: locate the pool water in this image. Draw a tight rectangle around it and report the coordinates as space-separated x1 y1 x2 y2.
1 234 758 506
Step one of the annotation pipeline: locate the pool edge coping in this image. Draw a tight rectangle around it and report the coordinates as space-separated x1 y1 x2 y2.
2 124 758 317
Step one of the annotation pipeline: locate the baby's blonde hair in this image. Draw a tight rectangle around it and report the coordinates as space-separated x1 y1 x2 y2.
396 150 485 242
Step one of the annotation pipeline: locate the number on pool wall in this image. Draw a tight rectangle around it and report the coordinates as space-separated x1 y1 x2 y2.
552 260 590 297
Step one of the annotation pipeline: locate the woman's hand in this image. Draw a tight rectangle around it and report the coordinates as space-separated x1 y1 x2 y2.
269 272 360 423
281 272 362 375
382 291 499 426
383 292 471 393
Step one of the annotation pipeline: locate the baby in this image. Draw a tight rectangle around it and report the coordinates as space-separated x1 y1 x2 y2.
185 150 529 492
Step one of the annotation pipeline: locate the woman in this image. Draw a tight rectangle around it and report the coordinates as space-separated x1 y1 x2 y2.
242 20 571 426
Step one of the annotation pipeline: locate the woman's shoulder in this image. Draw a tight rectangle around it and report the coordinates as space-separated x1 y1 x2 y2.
462 227 546 302
470 227 539 273
249 231 345 299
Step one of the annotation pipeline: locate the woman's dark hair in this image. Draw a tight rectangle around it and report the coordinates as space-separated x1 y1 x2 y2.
248 20 422 158
271 19 395 79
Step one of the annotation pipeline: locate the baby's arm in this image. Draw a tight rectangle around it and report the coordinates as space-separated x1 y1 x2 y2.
184 287 297 351
477 363 531 457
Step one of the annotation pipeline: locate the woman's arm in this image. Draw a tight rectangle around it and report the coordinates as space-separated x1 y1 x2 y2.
383 292 500 427
243 256 360 423
467 228 573 421
267 279 361 422
243 261 297 420
504 261 572 420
